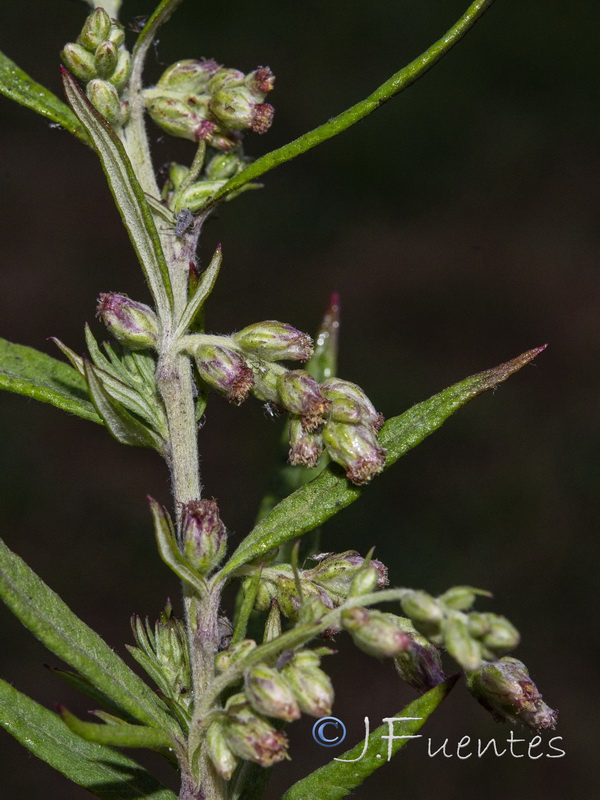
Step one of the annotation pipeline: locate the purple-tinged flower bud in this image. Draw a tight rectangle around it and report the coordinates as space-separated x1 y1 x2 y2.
244 664 300 722
180 499 226 574
442 613 483 672
466 657 558 731
145 95 214 142
96 293 159 348
246 67 275 95
224 695 289 767
304 550 388 604
278 370 330 431
288 418 323 468
322 421 386 485
341 607 412 658
194 344 254 405
157 58 220 94
86 79 123 126
234 321 313 363
281 650 334 717
94 40 118 79
320 378 384 431
215 638 257 673
61 43 97 82
389 616 446 693
209 89 274 134
108 49 132 92
207 720 238 781
78 8 112 51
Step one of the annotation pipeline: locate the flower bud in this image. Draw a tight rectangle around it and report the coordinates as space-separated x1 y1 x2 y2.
278 370 330 431
194 344 254 404
467 612 490 639
479 614 520 655
341 607 411 658
153 615 191 692
263 600 282 642
107 21 126 49
288 418 323 468
466 657 558 731
209 89 274 134
207 720 238 781
205 151 245 181
208 68 246 94
275 574 332 621
438 585 484 611
145 95 214 142
250 364 282 404
246 67 275 94
86 79 124 126
157 58 220 94
304 550 388 604
234 321 313 363
61 43 97 82
94 40 118 79
177 180 227 212
215 639 257 672
281 650 334 717
108 49 132 92
244 664 300 722
180 499 226 574
388 616 446 693
320 378 384 431
442 613 483 671
322 421 386 485
224 695 289 767
96 293 159 348
401 590 444 625
78 8 112 51
349 563 380 597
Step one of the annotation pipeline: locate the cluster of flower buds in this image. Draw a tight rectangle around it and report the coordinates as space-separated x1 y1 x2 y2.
127 604 192 717
179 499 227 575
187 320 386 484
96 292 159 349
207 647 333 779
144 59 275 148
466 657 558 731
61 8 131 127
246 550 388 621
400 586 521 672
160 152 248 214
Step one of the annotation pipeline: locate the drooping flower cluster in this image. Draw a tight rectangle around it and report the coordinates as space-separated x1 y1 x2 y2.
61 8 131 126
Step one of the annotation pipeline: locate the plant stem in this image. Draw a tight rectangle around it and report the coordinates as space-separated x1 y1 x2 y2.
198 0 496 209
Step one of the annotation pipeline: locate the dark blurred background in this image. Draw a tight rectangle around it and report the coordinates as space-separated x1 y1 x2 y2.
1 0 598 797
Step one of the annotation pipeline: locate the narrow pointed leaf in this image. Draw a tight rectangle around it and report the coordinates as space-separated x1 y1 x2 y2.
0 337 101 423
47 666 139 724
0 679 177 800
59 706 173 749
280 676 458 800
61 68 173 315
175 245 222 336
149 499 207 595
84 360 165 452
0 51 88 143
221 347 546 576
0 539 180 737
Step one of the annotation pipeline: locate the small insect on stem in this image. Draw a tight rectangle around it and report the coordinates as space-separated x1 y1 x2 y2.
263 402 281 420
175 209 194 238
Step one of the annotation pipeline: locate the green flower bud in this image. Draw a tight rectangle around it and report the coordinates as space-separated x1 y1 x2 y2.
263 600 282 642
207 720 238 781
94 40 118 79
108 49 132 92
205 151 245 181
479 614 520 655
349 563 380 597
177 180 227 212
223 695 289 767
96 293 159 348
153 615 191 691
86 79 123 126
215 638 257 672
467 612 491 638
107 21 125 49
210 89 274 134
157 58 220 94
250 363 282 403
61 43 97 82
180 499 226 574
401 590 444 625
275 574 332 621
466 657 558 731
234 321 313 363
208 68 246 94
438 585 480 611
320 378 384 431
388 616 446 693
281 651 334 717
145 95 215 142
278 370 330 431
442 613 483 671
78 8 112 51
288 417 323 468
244 663 300 722
169 163 190 190
322 421 386 485
304 550 388 604
342 607 411 658
194 344 254 405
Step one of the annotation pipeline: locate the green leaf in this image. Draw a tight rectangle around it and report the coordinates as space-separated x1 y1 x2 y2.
61 68 173 316
0 538 180 738
59 706 173 749
174 245 223 337
0 678 177 800
0 51 88 143
148 499 207 596
0 337 101 424
221 346 546 576
279 676 458 800
83 360 165 452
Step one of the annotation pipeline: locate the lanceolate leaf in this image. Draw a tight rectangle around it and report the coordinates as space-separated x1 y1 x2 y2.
0 539 180 738
0 679 177 800
0 51 88 143
279 676 458 800
0 337 101 424
59 706 173 749
221 347 546 576
61 68 173 316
